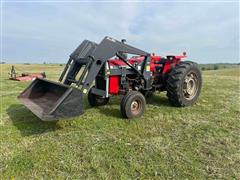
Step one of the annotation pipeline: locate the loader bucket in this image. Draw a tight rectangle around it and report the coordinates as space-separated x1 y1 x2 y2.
18 78 84 121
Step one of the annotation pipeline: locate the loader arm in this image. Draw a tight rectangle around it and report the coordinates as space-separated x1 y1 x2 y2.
61 36 149 93
81 37 149 93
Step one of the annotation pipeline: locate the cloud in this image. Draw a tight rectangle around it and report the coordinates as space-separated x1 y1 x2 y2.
2 2 239 63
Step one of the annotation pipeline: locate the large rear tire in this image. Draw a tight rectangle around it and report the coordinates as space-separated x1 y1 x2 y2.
88 87 109 106
120 91 146 119
166 61 202 107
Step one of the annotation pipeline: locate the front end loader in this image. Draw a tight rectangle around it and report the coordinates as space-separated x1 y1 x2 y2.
18 36 202 121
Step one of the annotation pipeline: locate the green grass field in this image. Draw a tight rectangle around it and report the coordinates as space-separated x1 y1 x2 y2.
0 64 239 179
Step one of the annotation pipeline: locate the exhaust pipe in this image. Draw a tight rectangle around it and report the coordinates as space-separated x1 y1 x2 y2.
18 78 84 121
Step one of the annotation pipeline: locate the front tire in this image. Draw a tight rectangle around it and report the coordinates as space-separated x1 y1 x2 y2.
166 61 202 107
120 91 146 119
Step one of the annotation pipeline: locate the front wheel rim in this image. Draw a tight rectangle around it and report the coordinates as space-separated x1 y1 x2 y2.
130 100 142 115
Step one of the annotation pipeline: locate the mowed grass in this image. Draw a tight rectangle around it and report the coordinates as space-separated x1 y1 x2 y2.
0 64 239 179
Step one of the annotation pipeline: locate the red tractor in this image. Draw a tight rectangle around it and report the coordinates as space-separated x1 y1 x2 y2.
18 37 202 121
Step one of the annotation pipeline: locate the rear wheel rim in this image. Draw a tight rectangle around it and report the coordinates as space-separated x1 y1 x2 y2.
183 72 199 100
130 100 142 115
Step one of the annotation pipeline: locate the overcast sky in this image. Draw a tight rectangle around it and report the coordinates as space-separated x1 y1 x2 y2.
2 1 239 64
